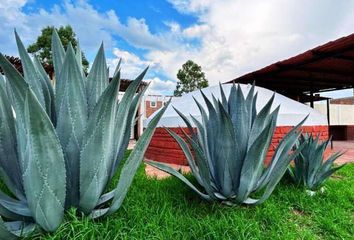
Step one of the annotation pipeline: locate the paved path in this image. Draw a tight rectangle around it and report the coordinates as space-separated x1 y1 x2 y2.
331 141 354 165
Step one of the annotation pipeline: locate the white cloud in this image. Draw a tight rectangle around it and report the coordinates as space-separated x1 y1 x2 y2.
107 48 152 79
0 0 29 54
167 0 212 14
0 0 27 21
106 50 176 95
145 77 176 95
164 21 181 33
160 0 354 87
182 24 210 38
118 17 172 50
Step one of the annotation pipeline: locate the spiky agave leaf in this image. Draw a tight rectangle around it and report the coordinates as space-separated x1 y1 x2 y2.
22 88 66 232
288 133 345 191
0 217 36 239
75 42 85 78
32 56 56 124
14 31 46 110
51 29 65 78
147 83 305 205
86 43 108 114
79 71 121 213
0 75 24 200
55 43 87 207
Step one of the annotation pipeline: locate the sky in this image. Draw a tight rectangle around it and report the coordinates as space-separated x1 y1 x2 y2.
1 0 354 97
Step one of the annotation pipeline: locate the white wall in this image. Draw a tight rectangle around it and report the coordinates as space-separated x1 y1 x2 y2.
315 103 354 125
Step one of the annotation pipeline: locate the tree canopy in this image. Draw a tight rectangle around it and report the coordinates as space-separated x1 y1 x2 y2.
174 60 208 97
27 25 89 73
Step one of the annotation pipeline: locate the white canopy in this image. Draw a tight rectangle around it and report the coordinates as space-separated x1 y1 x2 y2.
144 84 327 127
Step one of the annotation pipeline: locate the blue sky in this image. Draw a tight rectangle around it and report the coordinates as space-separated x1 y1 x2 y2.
1 0 354 97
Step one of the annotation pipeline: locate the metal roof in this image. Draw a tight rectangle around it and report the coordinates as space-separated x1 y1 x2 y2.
226 33 354 101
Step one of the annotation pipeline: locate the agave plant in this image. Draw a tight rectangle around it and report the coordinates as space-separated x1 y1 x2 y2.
147 84 306 205
0 30 169 238
287 133 345 191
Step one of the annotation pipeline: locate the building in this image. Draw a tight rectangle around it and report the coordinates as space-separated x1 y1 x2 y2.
121 93 175 140
315 97 354 140
144 95 173 118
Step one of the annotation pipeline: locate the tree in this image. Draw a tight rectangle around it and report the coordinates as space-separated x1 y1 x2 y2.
174 60 208 96
27 25 89 73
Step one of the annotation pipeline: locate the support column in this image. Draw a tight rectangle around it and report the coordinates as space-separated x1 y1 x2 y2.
310 82 314 108
327 98 333 149
310 91 314 108
326 99 331 125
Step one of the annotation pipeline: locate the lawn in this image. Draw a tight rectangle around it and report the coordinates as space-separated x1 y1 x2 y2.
30 151 353 240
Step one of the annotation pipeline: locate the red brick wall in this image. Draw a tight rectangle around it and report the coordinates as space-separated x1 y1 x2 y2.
145 100 163 118
145 126 329 165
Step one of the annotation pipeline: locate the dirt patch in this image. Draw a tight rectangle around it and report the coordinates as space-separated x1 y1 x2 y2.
330 174 345 180
292 209 305 216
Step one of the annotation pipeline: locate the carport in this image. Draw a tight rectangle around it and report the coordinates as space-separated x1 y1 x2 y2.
227 33 354 140
227 33 354 105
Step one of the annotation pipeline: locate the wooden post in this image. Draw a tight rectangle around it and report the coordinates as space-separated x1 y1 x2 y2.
310 82 314 108
310 91 314 108
326 99 331 125
327 98 333 149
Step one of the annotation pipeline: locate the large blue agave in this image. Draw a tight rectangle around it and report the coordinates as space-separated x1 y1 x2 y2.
148 84 306 205
0 30 169 238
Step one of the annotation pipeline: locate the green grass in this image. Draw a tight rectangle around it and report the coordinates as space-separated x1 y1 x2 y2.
26 152 353 239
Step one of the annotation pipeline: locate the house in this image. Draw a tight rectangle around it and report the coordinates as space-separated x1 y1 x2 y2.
144 95 173 118
117 93 174 140
132 94 175 138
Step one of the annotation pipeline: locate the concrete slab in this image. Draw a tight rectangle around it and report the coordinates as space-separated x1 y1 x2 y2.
331 141 354 164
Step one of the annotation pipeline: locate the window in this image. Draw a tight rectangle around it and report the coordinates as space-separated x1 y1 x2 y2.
150 101 157 108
